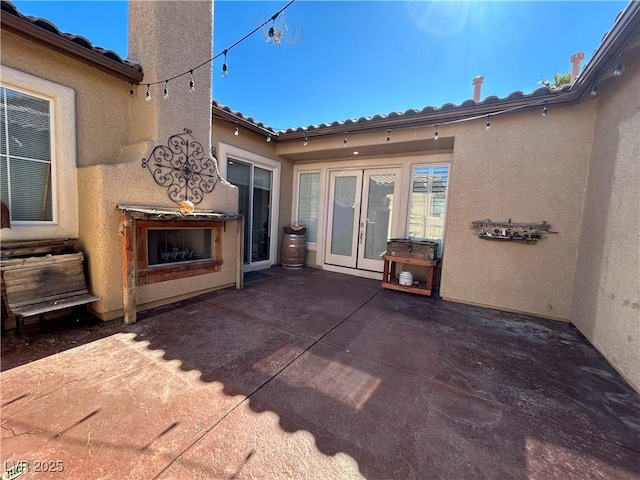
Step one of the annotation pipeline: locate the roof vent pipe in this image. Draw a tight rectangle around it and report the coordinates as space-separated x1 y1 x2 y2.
570 52 585 84
472 76 484 103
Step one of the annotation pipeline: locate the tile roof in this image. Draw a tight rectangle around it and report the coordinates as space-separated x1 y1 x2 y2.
215 1 640 141
278 86 569 136
1 0 143 82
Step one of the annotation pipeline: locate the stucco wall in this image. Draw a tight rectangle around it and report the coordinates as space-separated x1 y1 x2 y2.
2 2 242 321
277 106 595 319
0 30 132 167
441 103 596 320
570 45 640 393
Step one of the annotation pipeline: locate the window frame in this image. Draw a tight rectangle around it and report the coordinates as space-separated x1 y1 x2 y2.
0 66 78 241
295 170 321 245
1 85 55 224
407 163 451 250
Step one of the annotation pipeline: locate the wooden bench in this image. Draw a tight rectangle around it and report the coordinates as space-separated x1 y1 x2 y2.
2 252 101 343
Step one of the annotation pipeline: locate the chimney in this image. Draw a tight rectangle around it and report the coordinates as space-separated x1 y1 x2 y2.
128 1 214 152
473 76 484 103
570 52 585 84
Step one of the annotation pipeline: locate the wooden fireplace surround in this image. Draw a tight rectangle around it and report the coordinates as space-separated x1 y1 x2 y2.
118 205 243 324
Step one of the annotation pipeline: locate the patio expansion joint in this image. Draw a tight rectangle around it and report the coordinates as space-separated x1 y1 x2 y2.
151 287 384 479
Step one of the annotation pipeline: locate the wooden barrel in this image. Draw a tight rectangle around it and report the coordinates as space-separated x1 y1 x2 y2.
281 233 306 269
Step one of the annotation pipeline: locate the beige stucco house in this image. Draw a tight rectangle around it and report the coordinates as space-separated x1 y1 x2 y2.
1 0 638 393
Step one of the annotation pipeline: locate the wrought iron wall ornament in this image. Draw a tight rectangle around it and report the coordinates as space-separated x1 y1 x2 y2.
142 129 220 205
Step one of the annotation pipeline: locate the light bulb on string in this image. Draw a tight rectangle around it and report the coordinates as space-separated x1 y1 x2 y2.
386 130 391 142
303 134 308 147
344 132 348 147
434 123 439 140
189 70 195 93
485 115 491 130
613 64 623 77
222 50 229 78
267 133 272 143
129 83 134 98
542 102 548 117
145 84 151 102
234 124 239 136
590 85 598 96
163 81 169 99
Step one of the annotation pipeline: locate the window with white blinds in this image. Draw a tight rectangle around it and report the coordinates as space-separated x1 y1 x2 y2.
409 165 449 241
0 86 53 222
297 172 320 243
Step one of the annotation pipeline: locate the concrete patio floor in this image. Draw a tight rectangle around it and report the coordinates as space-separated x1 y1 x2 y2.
1 267 639 479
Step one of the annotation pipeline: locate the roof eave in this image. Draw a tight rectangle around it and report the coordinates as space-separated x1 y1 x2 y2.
212 103 276 138
277 90 580 141
1 12 144 83
571 1 640 98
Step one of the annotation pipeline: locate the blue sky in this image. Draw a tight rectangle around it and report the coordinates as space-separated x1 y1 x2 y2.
11 1 628 130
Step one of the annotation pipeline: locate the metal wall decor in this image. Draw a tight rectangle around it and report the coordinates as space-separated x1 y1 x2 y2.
142 129 220 205
471 219 554 243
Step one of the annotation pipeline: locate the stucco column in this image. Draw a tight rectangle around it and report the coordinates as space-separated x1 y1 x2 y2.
128 1 213 152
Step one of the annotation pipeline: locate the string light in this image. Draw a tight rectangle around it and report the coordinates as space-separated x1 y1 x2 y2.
344 132 348 147
590 85 598 96
130 0 296 99
267 23 276 43
163 81 169 99
434 123 439 140
303 133 308 146
267 133 272 142
613 64 623 76
386 129 391 141
222 50 229 78
234 124 239 136
542 101 548 117
129 83 134 98
485 115 491 130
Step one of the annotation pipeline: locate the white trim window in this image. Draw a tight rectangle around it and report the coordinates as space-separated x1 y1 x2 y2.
296 171 320 244
1 86 53 222
408 164 450 244
0 66 78 241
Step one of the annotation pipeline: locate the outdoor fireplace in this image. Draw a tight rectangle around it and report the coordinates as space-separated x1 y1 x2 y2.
118 205 243 324
147 227 212 266
134 219 224 285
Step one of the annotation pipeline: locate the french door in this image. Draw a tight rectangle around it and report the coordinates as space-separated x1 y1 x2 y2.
325 168 400 272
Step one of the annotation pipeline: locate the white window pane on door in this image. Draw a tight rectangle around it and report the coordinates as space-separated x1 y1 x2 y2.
227 159 251 263
252 166 272 262
331 175 357 256
364 173 395 260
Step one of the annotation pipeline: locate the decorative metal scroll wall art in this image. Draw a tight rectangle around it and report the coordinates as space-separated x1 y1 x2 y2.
142 129 220 205
471 219 555 243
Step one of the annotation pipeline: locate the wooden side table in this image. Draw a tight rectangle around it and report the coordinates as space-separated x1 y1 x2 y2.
381 255 439 296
